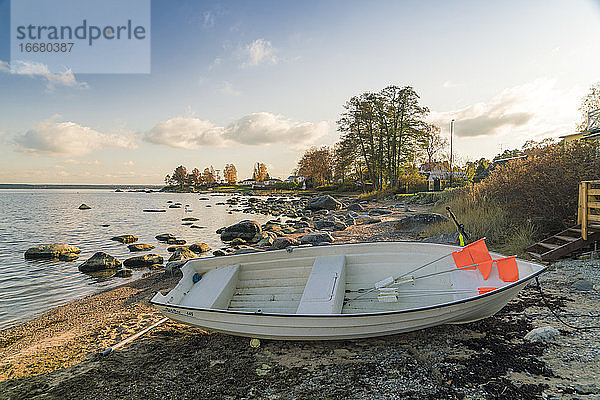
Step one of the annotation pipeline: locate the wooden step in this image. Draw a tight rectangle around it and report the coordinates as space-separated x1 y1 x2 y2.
554 235 579 242
527 251 542 260
568 228 582 233
537 242 561 250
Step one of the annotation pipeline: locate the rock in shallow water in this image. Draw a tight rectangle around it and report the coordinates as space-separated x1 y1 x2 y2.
78 252 122 272
78 203 91 210
123 253 163 268
168 247 198 262
220 220 262 241
128 243 155 252
24 243 81 260
155 233 176 242
110 235 138 244
189 242 211 253
114 268 132 278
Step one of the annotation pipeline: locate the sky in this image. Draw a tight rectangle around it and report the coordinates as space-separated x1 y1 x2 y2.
0 0 599 184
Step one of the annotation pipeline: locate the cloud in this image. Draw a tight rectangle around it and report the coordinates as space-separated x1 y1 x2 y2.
62 159 101 165
145 112 327 150
430 79 580 139
145 117 225 148
123 160 135 166
2 60 88 91
223 112 327 147
13 117 137 156
241 39 278 68
218 81 240 96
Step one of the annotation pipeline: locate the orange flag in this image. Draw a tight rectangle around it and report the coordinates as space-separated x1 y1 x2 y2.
496 256 519 282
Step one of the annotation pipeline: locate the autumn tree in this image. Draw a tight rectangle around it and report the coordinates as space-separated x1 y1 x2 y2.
223 164 237 184
577 82 600 132
336 86 430 190
202 166 216 185
252 163 268 182
190 168 202 186
172 165 188 187
296 146 334 186
418 124 447 165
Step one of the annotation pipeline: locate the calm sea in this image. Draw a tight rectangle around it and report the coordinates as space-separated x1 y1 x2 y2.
0 189 273 330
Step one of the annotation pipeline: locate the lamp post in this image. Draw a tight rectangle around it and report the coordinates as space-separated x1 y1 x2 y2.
449 119 454 187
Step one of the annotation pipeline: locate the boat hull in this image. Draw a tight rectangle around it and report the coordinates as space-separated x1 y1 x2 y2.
152 277 532 340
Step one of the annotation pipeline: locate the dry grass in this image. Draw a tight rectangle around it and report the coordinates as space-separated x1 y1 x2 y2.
358 187 396 201
421 187 535 255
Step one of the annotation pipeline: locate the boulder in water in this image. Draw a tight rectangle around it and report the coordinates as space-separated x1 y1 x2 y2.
78 204 91 210
111 235 138 244
78 252 122 272
128 243 155 252
114 268 132 278
24 243 81 260
123 253 163 268
220 220 262 241
155 233 176 242
168 248 198 262
189 243 211 253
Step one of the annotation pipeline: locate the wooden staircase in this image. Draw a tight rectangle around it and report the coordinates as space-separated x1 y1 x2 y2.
526 223 600 261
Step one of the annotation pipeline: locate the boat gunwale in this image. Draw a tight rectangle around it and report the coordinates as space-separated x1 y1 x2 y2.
151 241 548 318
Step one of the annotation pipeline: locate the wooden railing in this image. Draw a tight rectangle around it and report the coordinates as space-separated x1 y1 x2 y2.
578 180 600 240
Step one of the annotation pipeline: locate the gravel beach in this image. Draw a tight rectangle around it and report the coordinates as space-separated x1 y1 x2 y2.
1 199 599 400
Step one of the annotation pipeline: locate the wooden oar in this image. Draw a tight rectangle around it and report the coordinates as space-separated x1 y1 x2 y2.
101 317 169 356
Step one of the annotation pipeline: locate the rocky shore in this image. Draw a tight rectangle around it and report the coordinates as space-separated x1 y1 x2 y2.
2 194 600 399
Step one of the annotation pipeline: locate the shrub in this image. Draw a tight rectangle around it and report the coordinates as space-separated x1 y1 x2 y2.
423 141 600 254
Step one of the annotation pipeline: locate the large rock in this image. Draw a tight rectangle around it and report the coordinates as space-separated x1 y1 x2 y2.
306 195 342 211
189 243 211 253
111 235 138 244
24 243 81 260
78 203 91 210
114 268 132 278
220 220 262 241
314 216 347 231
123 253 163 268
78 252 122 272
524 326 560 342
270 237 299 250
300 232 334 245
168 248 198 262
422 232 462 245
128 243 155 252
155 233 176 242
394 213 449 231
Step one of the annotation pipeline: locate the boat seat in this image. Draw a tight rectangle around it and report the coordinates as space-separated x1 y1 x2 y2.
181 264 240 309
297 255 346 315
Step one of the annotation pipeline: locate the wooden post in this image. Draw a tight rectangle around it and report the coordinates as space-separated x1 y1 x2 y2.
578 182 583 225
582 182 589 241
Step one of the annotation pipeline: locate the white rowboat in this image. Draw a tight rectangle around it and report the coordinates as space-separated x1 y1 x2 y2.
151 241 546 340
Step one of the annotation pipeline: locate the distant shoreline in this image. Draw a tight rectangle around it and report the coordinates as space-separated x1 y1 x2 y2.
0 184 163 190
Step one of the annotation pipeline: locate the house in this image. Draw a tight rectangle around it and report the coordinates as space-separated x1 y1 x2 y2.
284 175 305 183
560 109 600 145
239 179 255 186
